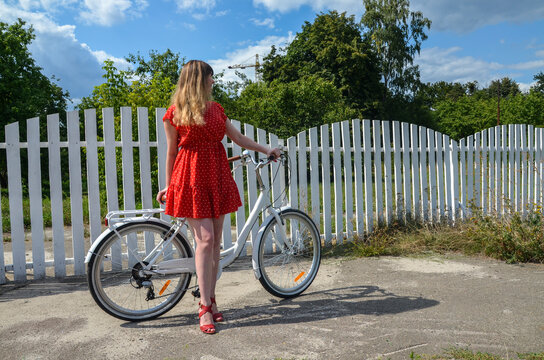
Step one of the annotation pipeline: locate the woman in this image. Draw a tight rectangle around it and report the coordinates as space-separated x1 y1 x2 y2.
156 60 280 334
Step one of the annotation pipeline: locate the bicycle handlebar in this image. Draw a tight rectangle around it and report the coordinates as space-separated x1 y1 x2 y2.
228 149 283 167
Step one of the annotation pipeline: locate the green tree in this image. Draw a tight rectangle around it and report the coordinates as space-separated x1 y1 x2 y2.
0 18 69 187
433 96 496 140
231 76 358 139
125 49 184 86
484 77 520 99
361 0 431 117
532 71 544 93
261 11 383 115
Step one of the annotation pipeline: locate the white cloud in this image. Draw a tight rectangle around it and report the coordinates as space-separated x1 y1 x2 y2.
416 47 501 85
208 33 294 83
174 0 215 12
183 22 196 31
409 0 544 33
415 46 543 90
0 1 131 99
253 0 360 14
254 0 544 34
79 0 148 27
251 17 275 28
536 50 544 58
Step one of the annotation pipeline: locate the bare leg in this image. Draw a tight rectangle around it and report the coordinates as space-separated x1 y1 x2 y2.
210 215 225 314
187 217 216 328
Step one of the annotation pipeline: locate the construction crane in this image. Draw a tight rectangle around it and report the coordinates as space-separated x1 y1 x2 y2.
228 54 261 82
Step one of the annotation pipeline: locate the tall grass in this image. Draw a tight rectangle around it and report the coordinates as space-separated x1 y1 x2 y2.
325 204 544 264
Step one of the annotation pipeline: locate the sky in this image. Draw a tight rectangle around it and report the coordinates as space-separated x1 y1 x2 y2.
1 0 544 108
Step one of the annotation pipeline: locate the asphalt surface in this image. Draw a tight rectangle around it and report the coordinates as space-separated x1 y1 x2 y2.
0 255 543 360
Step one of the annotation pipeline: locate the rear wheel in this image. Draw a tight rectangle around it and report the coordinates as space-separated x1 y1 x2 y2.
257 209 321 298
87 220 192 321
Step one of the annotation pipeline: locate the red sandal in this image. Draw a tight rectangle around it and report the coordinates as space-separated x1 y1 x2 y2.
211 297 224 322
198 303 216 334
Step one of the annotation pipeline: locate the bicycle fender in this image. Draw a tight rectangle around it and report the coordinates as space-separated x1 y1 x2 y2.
251 206 291 280
84 217 172 264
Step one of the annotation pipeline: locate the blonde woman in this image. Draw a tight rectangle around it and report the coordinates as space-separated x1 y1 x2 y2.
156 60 280 334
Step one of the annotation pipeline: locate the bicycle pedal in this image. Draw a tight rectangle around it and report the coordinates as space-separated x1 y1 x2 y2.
191 288 201 299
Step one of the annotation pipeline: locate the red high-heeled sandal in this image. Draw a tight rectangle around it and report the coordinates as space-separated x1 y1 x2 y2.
211 297 224 322
198 303 216 334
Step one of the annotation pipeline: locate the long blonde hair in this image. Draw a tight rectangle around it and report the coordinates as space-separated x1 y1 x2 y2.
171 60 214 126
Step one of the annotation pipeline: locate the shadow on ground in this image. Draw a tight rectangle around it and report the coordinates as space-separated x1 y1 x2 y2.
120 285 439 330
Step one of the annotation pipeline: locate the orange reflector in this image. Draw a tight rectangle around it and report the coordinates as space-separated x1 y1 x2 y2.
294 272 305 282
159 280 171 296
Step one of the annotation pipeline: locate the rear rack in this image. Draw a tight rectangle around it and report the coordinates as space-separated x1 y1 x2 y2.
105 208 165 228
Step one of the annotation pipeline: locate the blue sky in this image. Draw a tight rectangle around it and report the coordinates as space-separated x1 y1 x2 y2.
1 0 544 107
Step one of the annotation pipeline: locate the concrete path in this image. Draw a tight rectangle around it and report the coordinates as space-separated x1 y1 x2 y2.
0 255 543 360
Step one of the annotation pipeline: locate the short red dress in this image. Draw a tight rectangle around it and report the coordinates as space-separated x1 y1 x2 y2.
162 101 242 218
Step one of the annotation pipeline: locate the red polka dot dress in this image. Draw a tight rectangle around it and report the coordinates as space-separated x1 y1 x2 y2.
162 101 242 218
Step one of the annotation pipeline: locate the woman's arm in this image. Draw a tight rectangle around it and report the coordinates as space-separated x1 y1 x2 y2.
156 121 179 203
225 119 281 159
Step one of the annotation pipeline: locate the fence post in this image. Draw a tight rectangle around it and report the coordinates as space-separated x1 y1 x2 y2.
320 124 332 243
85 109 102 247
27 117 46 279
6 122 26 282
373 120 384 225
331 122 343 242
47 114 66 278
341 120 353 237
68 111 85 276
352 120 364 233
362 120 373 232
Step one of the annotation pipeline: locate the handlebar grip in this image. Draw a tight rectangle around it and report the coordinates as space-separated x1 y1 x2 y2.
228 155 242 162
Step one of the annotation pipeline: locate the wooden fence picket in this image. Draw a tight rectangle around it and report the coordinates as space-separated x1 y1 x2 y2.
6 122 26 282
410 124 420 220
362 120 373 233
382 121 393 225
419 126 429 222
427 129 438 223
309 127 320 228
500 125 510 214
392 121 403 220
67 111 85 275
352 120 364 233
402 123 411 220
85 109 102 249
459 138 467 219
320 124 332 243
244 124 258 242
342 120 354 236
47 114 66 278
27 117 45 279
331 122 343 241
451 138 460 221
528 126 535 207
373 120 384 224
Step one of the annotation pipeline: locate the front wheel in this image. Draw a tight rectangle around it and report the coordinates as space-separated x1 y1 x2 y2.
87 220 193 321
256 209 321 298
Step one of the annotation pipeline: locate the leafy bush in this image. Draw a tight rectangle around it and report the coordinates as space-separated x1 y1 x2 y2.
468 203 544 263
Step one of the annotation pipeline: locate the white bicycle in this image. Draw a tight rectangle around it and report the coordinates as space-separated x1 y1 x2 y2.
85 150 322 321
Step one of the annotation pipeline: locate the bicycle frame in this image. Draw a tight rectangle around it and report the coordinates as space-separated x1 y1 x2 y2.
85 151 291 280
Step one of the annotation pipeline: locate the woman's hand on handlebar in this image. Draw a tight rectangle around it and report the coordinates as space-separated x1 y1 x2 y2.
156 188 168 205
266 147 282 161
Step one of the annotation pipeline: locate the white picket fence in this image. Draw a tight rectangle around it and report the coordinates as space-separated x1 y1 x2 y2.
1 107 543 283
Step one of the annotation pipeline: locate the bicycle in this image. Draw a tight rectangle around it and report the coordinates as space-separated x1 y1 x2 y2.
85 150 322 321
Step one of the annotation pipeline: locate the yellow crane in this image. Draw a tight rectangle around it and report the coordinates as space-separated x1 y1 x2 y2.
228 54 261 82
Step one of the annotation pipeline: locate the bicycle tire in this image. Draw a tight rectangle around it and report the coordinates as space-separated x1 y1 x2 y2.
256 209 321 298
87 220 192 321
